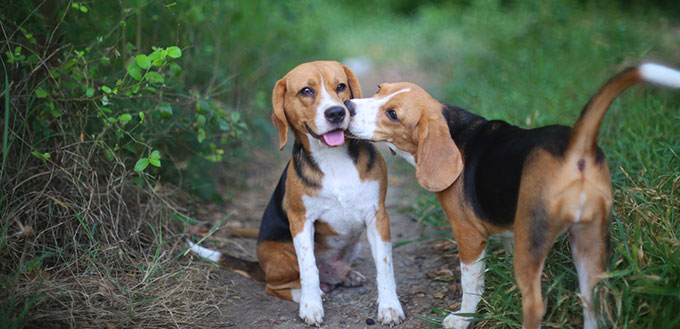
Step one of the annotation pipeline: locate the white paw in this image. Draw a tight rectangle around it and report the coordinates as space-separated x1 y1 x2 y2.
299 297 324 326
343 270 366 287
443 312 471 329
378 302 405 326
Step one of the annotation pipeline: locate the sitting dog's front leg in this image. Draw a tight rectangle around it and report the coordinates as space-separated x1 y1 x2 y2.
366 207 405 326
292 218 324 325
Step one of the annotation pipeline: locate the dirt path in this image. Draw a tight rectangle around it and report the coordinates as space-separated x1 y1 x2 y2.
194 148 462 329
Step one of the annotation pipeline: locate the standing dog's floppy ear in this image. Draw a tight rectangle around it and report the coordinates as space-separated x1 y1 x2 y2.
343 65 362 99
272 78 288 151
415 116 463 192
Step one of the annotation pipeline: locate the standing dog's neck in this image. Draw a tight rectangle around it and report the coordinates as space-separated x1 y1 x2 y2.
440 103 488 154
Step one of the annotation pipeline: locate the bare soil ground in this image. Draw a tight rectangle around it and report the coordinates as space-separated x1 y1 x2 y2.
191 147 462 329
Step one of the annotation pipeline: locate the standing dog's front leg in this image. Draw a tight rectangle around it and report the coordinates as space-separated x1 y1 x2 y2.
366 207 405 325
292 217 324 325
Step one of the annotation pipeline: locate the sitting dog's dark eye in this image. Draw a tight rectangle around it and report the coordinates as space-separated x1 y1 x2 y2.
336 83 346 93
299 87 314 97
386 109 398 122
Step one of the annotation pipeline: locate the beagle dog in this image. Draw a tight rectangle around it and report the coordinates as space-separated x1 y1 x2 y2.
344 63 680 329
190 61 404 326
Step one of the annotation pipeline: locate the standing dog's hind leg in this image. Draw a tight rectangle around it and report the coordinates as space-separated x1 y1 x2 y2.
569 216 609 329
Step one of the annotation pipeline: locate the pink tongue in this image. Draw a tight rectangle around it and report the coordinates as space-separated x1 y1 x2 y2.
322 130 345 147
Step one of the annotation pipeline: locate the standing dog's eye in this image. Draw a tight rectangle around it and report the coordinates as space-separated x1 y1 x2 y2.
336 83 347 93
299 87 314 97
386 109 398 122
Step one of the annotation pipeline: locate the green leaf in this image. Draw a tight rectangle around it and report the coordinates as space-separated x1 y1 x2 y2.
49 107 62 118
139 112 145 122
218 118 230 131
168 62 182 76
231 111 240 122
123 143 136 154
102 95 109 105
197 128 206 143
167 46 182 59
148 50 161 62
86 87 94 98
134 158 149 172
35 88 48 98
135 54 151 69
79 5 88 13
31 151 51 163
150 150 160 160
127 62 142 81
119 114 132 122
144 71 164 84
101 85 112 93
149 158 161 167
158 103 173 118
196 114 206 126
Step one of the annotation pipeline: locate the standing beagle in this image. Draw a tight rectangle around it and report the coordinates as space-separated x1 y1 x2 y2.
190 61 404 326
344 63 680 329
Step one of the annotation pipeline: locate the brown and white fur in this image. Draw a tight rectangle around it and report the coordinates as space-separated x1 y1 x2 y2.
189 61 404 326
344 63 680 329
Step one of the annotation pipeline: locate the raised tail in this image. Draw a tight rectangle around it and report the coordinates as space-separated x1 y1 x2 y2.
187 240 265 281
567 63 680 157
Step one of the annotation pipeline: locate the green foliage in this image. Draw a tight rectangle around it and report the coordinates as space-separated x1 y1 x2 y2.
0 0 333 326
0 0 329 201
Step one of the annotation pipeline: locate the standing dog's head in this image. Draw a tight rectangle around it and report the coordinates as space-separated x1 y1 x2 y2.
345 82 463 192
272 61 362 150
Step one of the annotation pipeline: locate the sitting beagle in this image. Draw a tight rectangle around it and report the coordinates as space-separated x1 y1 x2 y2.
344 63 680 329
190 61 404 326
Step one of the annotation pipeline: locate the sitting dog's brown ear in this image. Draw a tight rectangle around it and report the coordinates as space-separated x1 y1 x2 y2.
271 78 288 150
415 117 463 192
343 65 362 99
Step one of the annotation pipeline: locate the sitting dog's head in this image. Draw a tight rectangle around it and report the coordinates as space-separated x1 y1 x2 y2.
345 82 463 192
272 61 362 150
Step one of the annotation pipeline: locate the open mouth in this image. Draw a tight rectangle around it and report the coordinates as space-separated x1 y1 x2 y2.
306 124 346 147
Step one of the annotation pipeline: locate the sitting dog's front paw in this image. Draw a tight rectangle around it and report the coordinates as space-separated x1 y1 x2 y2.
343 270 366 287
443 311 471 329
299 297 324 326
378 302 405 326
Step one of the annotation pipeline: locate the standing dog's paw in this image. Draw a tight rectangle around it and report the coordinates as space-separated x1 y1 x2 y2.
378 302 405 326
299 298 324 326
443 312 471 329
343 270 366 287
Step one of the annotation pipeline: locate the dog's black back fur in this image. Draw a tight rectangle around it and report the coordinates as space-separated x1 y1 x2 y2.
257 163 292 243
442 104 605 227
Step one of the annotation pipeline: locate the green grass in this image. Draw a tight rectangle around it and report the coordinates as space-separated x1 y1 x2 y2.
319 0 680 327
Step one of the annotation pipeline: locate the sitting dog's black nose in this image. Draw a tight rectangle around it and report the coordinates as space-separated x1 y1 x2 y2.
324 106 346 124
344 100 356 117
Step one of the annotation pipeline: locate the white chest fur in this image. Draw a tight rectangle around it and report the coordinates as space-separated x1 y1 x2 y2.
302 138 380 239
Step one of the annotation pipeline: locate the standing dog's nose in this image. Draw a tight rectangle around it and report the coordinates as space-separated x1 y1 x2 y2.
324 106 346 124
343 100 356 117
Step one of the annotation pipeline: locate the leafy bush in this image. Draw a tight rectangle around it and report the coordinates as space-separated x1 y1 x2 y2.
0 0 331 327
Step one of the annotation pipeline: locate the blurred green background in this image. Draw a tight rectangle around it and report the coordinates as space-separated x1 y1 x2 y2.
1 0 678 328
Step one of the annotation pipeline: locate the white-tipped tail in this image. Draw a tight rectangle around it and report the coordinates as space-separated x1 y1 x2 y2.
187 240 222 263
639 63 680 88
